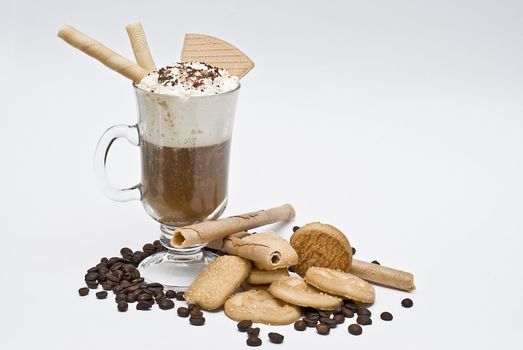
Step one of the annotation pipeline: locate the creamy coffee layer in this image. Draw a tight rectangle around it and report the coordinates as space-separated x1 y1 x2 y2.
135 62 239 148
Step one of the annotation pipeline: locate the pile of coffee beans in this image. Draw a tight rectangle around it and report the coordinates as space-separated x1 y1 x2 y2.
236 320 285 346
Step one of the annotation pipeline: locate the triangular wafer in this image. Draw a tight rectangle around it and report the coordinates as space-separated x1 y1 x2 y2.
180 33 254 78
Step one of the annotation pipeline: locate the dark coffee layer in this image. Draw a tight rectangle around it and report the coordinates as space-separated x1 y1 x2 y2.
141 139 230 226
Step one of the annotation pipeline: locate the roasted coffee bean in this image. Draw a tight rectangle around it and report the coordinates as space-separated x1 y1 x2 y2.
87 266 98 273
381 312 393 321
85 272 99 281
97 274 107 283
348 323 362 335
177 307 190 318
316 324 330 335
120 247 133 259
137 293 152 302
344 302 360 311
320 317 337 328
114 270 124 280
189 316 205 326
102 282 115 291
190 309 203 317
292 226 300 232
334 314 345 324
153 240 162 248
246 336 262 347
132 252 144 266
247 327 260 336
401 298 413 308
159 299 175 310
342 307 355 318
110 262 123 271
100 257 109 264
371 260 380 265
122 263 135 272
165 290 176 299
356 315 372 326
143 243 156 254
117 301 128 312
294 320 306 331
303 317 318 327
86 281 99 289
78 287 89 296
352 247 356 255
106 273 120 283
268 332 284 344
131 278 144 284
304 313 319 321
140 287 153 295
237 320 253 332
122 272 133 280
108 257 120 265
175 291 185 301
131 269 141 279
115 293 127 303
136 301 151 310
318 310 331 318
357 308 372 317
127 294 137 303
154 291 165 300
96 291 108 299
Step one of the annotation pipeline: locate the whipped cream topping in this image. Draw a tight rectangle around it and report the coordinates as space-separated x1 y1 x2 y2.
137 61 239 97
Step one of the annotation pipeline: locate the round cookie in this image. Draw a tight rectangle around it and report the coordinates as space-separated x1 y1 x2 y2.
305 267 375 304
268 276 342 311
290 222 352 277
224 290 301 325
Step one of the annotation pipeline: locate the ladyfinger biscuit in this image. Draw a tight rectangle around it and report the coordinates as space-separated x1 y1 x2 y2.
224 290 301 325
290 222 352 276
305 267 375 304
268 276 342 311
184 255 251 310
247 268 289 285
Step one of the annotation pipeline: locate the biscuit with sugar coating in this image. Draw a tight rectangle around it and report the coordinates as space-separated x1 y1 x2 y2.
305 267 375 304
185 255 251 310
290 222 352 277
268 276 342 310
224 290 301 325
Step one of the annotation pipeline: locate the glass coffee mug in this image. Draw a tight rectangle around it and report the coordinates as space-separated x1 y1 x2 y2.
94 84 240 288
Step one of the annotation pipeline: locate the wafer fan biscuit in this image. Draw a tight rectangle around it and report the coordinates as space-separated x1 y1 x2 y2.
305 267 375 304
247 268 289 285
224 290 301 325
181 33 254 78
268 276 342 311
290 222 352 276
184 256 251 310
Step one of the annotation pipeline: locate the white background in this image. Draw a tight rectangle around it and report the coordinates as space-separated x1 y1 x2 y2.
1 0 522 349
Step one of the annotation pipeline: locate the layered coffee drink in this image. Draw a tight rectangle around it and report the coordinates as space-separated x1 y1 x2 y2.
136 62 240 227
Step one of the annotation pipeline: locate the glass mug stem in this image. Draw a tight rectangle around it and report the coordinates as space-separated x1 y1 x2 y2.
94 124 141 202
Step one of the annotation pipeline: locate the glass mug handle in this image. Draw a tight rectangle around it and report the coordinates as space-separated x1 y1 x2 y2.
94 124 141 202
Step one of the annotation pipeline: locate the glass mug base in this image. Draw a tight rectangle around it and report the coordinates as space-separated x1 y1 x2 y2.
137 199 227 289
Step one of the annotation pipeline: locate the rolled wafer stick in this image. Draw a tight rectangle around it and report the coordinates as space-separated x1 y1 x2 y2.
57 25 147 83
172 204 296 248
350 259 415 292
125 22 156 72
207 232 298 270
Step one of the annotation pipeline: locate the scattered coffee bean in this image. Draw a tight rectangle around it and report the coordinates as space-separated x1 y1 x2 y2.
85 272 99 281
268 332 284 344
127 294 137 303
175 291 185 301
294 320 307 331
177 307 190 317
401 298 413 308
357 308 372 317
352 247 356 255
143 243 156 255
320 317 337 328
318 310 331 318
237 320 253 332
247 327 260 336
316 323 330 335
189 316 205 326
303 317 318 327
342 307 355 318
246 336 262 347
190 309 203 317
137 293 152 302
136 301 151 310
381 311 393 321
115 293 127 303
348 323 362 335
96 291 108 299
371 260 380 265
117 301 128 312
165 290 176 299
292 226 300 232
120 247 133 259
86 281 99 289
356 315 372 325
159 299 174 310
334 314 345 324
78 287 89 296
